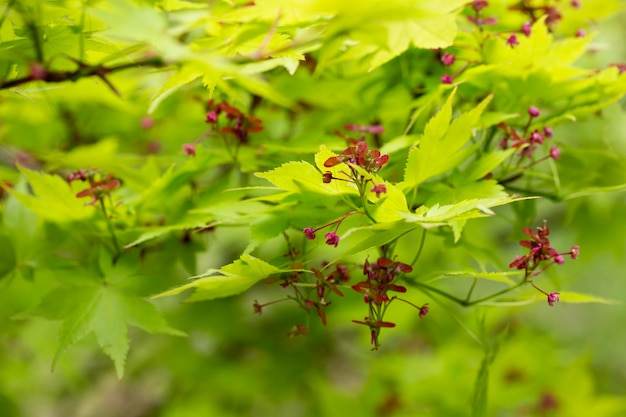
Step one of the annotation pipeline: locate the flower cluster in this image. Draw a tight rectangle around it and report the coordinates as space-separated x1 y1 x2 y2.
509 221 579 272
352 258 411 304
205 99 263 143
351 258 427 350
498 106 560 165
322 136 388 198
510 221 579 306
253 263 351 335
510 2 563 27
323 139 389 174
67 169 121 206
467 1 498 28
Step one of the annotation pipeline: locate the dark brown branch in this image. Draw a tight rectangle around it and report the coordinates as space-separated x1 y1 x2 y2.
0 56 166 92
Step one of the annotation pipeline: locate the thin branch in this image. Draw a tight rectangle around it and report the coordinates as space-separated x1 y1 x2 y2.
0 56 165 91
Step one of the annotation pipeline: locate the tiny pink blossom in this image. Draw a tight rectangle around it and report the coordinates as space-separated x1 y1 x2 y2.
325 232 340 247
571 0 581 8
553 254 564 264
530 130 544 144
483 17 498 25
441 52 455 66
183 143 196 156
303 227 316 240
549 146 560 160
419 303 429 318
441 74 453 84
205 111 218 123
472 0 488 11
575 29 586 37
29 62 47 80
371 183 387 198
522 22 532 37
140 116 154 129
543 126 554 138
528 106 540 117
506 34 519 47
570 245 580 259
547 292 560 306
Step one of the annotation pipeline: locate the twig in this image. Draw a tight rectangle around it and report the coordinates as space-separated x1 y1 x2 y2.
0 56 165 91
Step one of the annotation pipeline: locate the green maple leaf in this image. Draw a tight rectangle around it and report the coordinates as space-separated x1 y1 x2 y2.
400 196 532 242
40 282 184 378
9 166 95 223
402 89 493 190
153 254 281 302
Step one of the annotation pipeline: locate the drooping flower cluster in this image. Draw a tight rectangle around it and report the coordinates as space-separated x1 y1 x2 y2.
67 169 121 206
510 2 563 27
467 1 498 28
323 139 389 174
205 99 264 143
253 262 351 335
351 258 427 350
510 221 579 306
182 99 264 157
498 106 560 165
352 258 411 304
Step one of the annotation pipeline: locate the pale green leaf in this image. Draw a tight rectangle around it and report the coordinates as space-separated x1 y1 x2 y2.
153 255 280 302
401 197 531 232
44 138 120 171
426 271 523 285
327 221 419 265
9 166 95 223
93 287 129 378
0 234 16 280
42 281 183 377
370 180 409 223
255 160 338 195
51 286 101 371
464 149 517 181
403 90 492 188
558 291 619 305
148 64 203 115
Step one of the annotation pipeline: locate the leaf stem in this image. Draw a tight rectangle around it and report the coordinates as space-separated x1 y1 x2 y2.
466 278 478 303
409 281 468 305
408 278 528 307
410 228 427 267
465 280 527 306
99 198 121 259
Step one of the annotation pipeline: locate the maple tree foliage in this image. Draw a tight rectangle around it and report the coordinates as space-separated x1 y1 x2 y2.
1 0 626 416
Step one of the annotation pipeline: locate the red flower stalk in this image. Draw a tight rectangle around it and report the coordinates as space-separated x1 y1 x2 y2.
206 100 264 143
68 169 121 206
510 221 579 278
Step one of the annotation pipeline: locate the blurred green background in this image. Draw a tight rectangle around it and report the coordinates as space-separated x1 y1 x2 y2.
1 2 625 417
